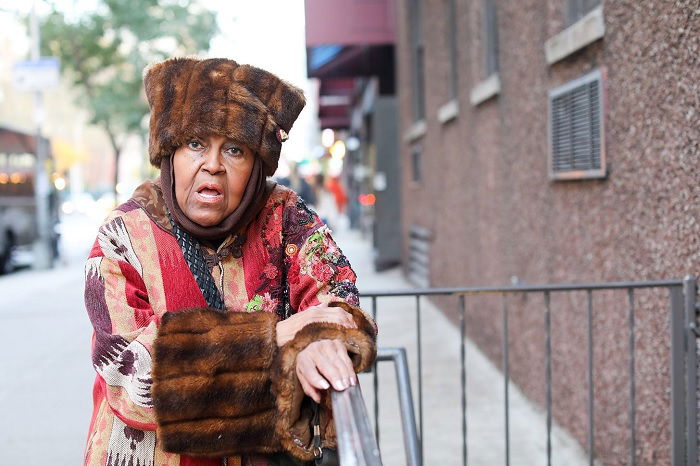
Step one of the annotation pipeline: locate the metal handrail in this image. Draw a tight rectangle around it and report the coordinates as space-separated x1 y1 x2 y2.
376 347 422 466
332 383 382 465
331 347 422 466
362 279 686 297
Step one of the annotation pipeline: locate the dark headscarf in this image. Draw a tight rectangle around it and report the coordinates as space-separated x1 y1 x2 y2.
160 156 275 242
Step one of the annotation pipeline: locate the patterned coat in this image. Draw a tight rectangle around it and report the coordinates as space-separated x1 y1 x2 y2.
83 180 376 466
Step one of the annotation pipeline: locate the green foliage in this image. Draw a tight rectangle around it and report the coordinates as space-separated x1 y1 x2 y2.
39 0 217 186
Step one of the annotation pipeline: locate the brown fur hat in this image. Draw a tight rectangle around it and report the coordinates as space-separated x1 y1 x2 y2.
144 57 306 176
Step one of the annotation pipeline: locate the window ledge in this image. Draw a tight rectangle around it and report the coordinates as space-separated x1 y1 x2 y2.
549 168 607 181
545 6 605 65
470 73 501 106
437 99 459 124
403 120 427 143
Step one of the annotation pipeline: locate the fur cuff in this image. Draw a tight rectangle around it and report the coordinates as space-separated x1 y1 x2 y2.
329 301 378 342
152 308 281 457
272 306 377 461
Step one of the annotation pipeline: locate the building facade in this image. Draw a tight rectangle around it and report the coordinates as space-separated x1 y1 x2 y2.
395 0 699 463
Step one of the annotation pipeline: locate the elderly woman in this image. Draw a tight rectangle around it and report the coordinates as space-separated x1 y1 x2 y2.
83 58 377 466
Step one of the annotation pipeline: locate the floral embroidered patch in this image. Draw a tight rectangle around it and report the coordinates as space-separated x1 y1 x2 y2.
245 295 264 312
245 293 280 313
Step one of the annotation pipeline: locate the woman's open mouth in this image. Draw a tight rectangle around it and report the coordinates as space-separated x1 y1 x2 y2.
195 183 224 204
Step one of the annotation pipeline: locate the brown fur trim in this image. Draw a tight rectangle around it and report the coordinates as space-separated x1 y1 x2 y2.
329 301 378 341
154 309 278 379
152 308 282 457
154 370 274 423
157 409 280 458
271 322 377 461
143 57 306 176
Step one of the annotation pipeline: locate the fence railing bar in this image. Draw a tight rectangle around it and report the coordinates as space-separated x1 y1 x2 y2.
376 348 421 466
372 296 379 447
627 288 636 466
332 384 383 466
683 276 697 466
415 295 423 464
545 291 552 466
365 279 696 466
363 279 686 298
586 289 595 466
669 285 686 465
460 294 468 466
502 293 510 466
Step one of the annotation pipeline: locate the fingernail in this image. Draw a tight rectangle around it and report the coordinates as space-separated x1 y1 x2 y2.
350 377 357 386
319 379 330 389
343 377 350 388
334 379 345 390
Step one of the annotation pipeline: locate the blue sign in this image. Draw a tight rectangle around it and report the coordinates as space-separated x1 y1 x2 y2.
13 57 61 91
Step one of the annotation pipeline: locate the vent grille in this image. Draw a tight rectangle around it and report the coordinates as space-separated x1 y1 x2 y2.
407 225 431 288
549 70 605 178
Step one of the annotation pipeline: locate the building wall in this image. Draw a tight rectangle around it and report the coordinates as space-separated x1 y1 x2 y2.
396 1 699 463
372 96 403 269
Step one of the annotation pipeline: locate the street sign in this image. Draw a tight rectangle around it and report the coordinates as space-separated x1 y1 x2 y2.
13 57 60 92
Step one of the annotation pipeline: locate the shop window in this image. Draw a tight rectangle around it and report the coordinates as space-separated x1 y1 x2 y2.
411 143 422 184
568 0 602 25
409 0 426 121
447 0 459 98
482 0 499 78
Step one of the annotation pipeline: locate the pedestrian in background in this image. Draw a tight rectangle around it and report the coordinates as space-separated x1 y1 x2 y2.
83 57 377 466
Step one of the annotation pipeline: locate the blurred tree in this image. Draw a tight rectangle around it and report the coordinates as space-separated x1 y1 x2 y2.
40 0 217 199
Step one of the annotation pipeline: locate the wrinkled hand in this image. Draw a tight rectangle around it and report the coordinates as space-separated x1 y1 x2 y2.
296 339 357 403
275 304 357 347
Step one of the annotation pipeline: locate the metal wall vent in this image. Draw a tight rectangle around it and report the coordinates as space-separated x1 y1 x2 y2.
549 69 606 180
407 225 431 288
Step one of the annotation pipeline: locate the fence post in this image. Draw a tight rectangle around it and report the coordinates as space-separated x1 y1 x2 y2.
670 285 686 465
683 276 697 466
376 347 422 466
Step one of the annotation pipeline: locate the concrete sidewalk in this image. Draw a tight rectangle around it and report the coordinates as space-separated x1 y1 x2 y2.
333 226 589 466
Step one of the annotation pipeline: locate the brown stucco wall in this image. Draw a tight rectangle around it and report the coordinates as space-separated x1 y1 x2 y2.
395 1 699 464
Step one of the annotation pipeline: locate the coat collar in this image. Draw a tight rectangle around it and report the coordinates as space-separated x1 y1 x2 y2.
130 178 173 235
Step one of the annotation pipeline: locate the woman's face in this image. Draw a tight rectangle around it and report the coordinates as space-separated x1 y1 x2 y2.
173 135 255 226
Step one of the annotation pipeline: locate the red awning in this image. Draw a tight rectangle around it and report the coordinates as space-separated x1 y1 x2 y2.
305 0 395 47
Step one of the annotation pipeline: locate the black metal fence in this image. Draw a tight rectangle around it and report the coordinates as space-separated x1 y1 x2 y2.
359 277 698 466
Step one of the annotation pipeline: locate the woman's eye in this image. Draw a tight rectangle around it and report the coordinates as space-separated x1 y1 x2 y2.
225 146 243 157
187 141 203 150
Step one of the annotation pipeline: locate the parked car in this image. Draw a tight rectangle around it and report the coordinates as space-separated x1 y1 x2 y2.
0 128 58 274
0 170 36 273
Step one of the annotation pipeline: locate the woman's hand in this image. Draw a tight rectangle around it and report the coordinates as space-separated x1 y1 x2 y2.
275 304 357 347
296 339 357 403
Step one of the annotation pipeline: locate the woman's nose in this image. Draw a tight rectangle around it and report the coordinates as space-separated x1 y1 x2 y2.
201 147 224 174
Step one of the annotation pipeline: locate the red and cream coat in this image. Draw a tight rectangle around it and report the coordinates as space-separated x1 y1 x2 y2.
83 181 376 466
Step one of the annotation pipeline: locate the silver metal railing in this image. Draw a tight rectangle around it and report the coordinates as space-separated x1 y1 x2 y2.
363 277 698 466
331 384 382 465
331 347 421 466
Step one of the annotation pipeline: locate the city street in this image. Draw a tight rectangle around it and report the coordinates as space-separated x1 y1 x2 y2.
0 212 99 465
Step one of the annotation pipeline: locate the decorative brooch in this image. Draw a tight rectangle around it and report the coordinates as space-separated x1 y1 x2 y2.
285 243 299 256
